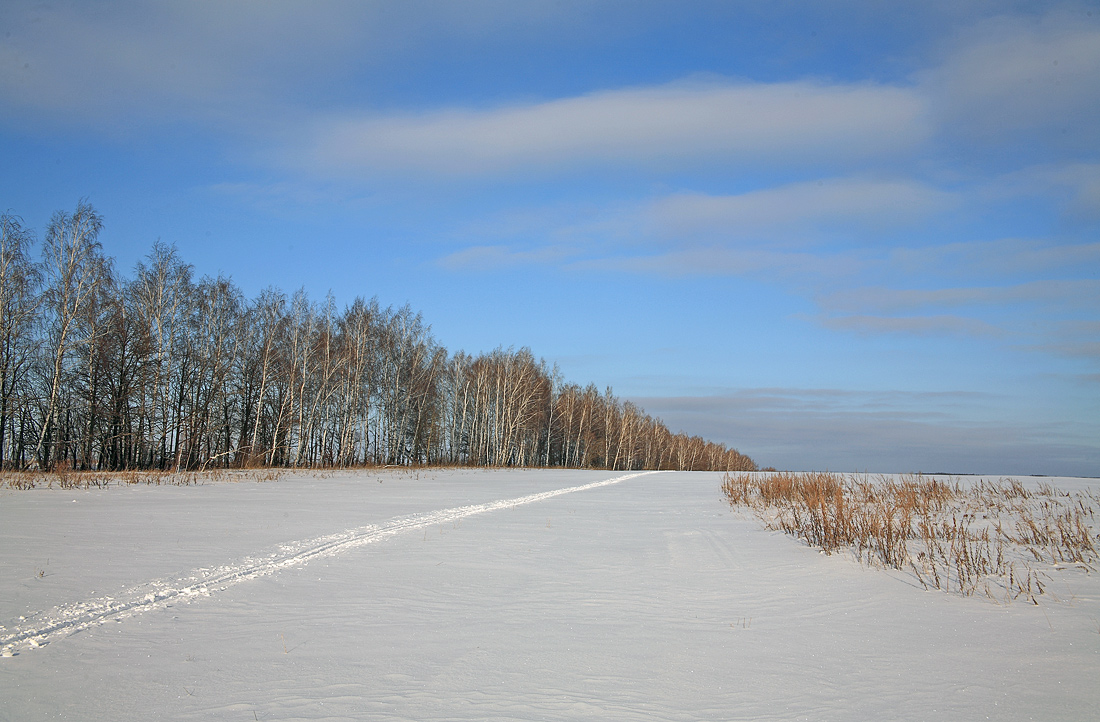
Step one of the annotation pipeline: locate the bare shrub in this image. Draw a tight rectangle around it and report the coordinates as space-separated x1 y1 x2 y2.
723 472 1099 604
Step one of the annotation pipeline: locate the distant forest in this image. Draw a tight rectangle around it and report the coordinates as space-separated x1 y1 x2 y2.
0 202 756 473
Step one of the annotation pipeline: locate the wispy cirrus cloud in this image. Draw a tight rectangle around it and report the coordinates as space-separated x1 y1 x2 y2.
815 280 1100 343
303 80 929 177
1026 320 1100 361
648 178 954 242
927 15 1100 157
433 170 1097 348
630 388 1100 475
441 176 954 264
571 247 869 280
818 314 1005 338
820 279 1100 315
4 2 1096 180
888 237 1100 278
0 1 368 131
976 163 1100 221
288 10 1099 183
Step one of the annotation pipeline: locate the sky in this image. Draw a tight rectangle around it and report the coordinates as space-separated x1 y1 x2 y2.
1 1 1098 475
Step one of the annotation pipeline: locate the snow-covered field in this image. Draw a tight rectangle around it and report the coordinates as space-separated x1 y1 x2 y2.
1 469 1098 721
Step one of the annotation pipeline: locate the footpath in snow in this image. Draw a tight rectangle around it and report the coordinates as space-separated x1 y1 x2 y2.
1 469 1098 721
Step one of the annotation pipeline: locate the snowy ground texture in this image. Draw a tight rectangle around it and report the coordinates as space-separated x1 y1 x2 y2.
1 469 1098 721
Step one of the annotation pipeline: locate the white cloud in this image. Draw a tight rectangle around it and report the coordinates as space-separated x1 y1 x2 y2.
889 237 1100 278
1027 163 1100 220
973 163 1100 221
304 80 928 177
0 1 364 130
631 389 1099 475
648 178 954 241
572 247 868 280
927 14 1100 154
433 176 953 279
819 314 1004 338
1030 320 1100 361
439 177 954 270
820 279 1100 315
811 278 1100 345
3 2 1096 179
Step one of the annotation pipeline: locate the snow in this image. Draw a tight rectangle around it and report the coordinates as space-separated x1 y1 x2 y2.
1 469 1098 720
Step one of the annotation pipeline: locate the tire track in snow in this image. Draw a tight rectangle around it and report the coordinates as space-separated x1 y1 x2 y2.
1 471 659 656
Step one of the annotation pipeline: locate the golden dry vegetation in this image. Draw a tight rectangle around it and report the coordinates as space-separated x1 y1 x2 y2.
723 471 1098 603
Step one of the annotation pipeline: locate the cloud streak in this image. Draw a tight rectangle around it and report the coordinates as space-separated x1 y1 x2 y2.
820 279 1100 315
929 16 1100 156
572 246 869 280
888 237 1100 278
631 389 1100 476
818 314 1004 338
0 1 368 131
304 81 928 177
648 178 954 241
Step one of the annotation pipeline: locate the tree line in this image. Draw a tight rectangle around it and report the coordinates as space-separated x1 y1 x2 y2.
0 202 756 473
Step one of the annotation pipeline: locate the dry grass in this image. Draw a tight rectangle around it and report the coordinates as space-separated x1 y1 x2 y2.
0 467 286 490
0 462 484 491
723 471 1098 604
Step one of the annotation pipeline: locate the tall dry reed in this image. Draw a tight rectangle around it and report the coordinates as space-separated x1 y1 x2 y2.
723 471 1098 604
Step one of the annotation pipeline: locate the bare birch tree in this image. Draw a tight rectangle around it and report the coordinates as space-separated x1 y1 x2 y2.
34 202 109 468
0 213 40 467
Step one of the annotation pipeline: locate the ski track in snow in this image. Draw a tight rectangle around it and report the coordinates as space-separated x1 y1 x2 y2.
1 471 658 656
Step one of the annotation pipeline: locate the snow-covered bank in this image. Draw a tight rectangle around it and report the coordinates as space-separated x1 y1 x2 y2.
1 470 1098 720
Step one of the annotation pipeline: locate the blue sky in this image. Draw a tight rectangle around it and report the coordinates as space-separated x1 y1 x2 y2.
2 1 1098 475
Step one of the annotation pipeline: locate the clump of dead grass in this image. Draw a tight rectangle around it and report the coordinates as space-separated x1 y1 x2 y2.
723 471 1098 604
